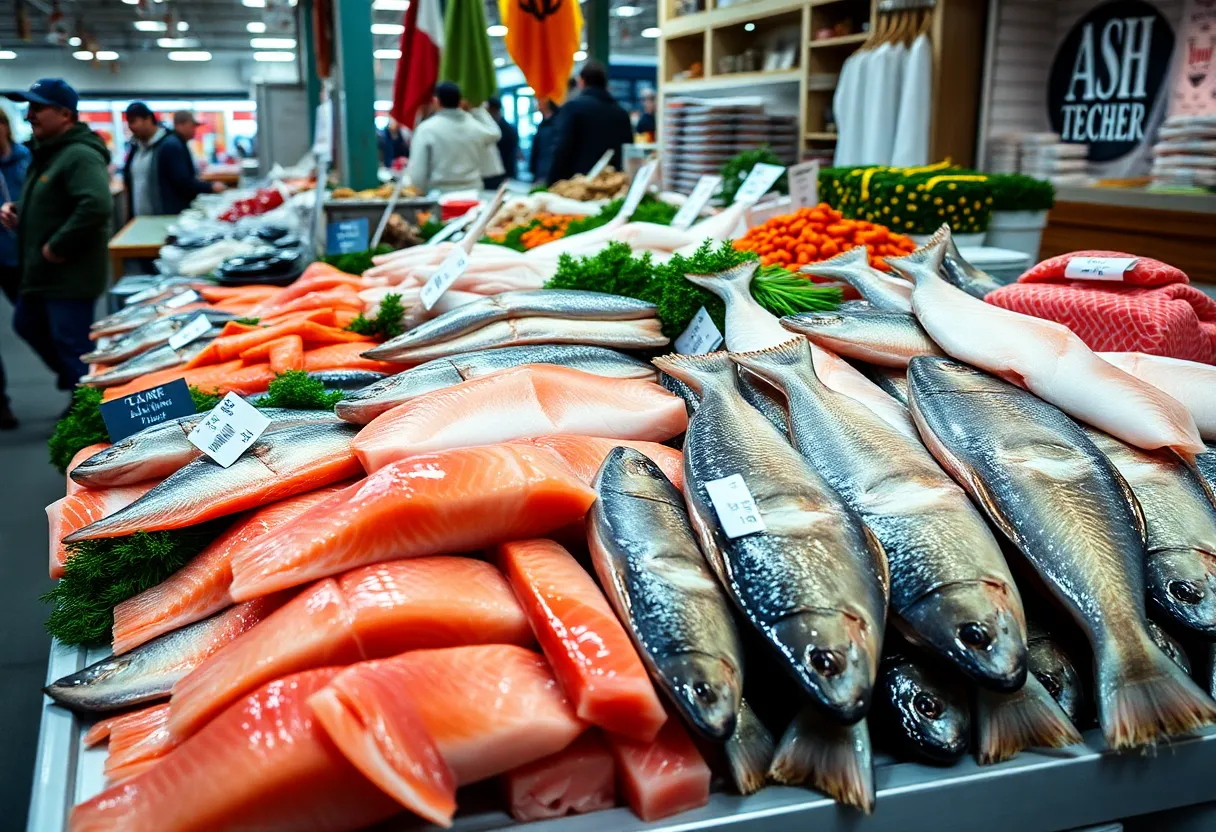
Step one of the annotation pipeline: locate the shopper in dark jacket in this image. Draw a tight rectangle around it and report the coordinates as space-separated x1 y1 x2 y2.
0 107 30 428
379 117 410 168
546 61 634 184
122 102 218 217
485 96 519 187
1 79 112 397
529 99 559 183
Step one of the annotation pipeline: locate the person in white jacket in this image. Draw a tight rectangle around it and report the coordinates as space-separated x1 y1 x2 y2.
407 81 502 193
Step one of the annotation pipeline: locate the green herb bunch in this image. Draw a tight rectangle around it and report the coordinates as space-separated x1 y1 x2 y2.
346 292 406 340
321 244 394 276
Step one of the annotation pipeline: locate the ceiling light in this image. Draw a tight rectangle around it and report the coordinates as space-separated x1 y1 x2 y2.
121 0 139 4
250 37 296 48
134 20 167 31
95 51 119 61
253 51 295 61
373 0 411 9
520 86 535 95
0 51 17 59
73 50 94 60
743 22 755 31
371 22 404 34
373 48 401 59
641 27 659 37
68 36 81 46
178 22 189 31
246 22 266 33
573 50 587 60
493 57 506 67
375 100 393 109
487 24 507 36
158 37 200 48
168 50 212 61
613 5 642 16
242 0 266 7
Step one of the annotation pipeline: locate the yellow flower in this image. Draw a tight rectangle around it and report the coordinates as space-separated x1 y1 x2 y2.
974 201 982 210
948 183 957 190
908 203 917 211
934 197 943 205
946 205 955 213
895 184 905 193
893 216 901 223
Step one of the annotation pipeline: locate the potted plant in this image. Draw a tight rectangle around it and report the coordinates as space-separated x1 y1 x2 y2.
984 173 1055 259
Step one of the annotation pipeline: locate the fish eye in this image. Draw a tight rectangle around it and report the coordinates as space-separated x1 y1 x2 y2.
693 681 718 705
913 692 944 720
1169 580 1205 605
958 622 993 649
810 649 843 677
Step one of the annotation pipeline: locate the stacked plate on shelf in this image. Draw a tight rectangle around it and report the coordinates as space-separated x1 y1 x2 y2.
1149 115 1216 192
663 97 799 194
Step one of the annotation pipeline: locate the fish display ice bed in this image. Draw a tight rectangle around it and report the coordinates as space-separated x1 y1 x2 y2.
28 639 1216 832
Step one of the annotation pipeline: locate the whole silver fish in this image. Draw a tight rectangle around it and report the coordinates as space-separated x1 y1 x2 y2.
1195 444 1216 498
376 290 659 353
336 345 654 424
1084 428 1216 636
733 339 1026 691
589 447 744 740
781 310 942 368
92 283 201 333
71 408 343 488
859 365 909 406
800 245 913 312
874 649 970 764
363 316 669 363
653 351 888 723
80 332 220 388
1026 624 1086 726
91 294 206 337
82 310 237 365
659 371 699 417
769 704 874 813
941 235 1002 299
43 597 287 713
974 674 1082 765
908 356 1216 749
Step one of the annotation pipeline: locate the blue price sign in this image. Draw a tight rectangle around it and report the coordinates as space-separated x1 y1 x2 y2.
326 217 369 254
99 378 197 442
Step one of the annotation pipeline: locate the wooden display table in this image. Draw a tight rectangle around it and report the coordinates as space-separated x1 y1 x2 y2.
107 215 177 281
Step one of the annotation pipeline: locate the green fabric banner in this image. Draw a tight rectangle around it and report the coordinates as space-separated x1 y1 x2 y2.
440 0 498 106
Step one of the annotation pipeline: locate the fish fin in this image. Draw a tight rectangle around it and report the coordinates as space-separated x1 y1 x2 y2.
860 523 890 604
729 338 822 391
797 245 872 284
725 699 775 795
651 352 735 397
683 260 760 302
1109 460 1148 547
1096 633 1216 750
769 704 875 813
975 674 1081 765
886 224 950 285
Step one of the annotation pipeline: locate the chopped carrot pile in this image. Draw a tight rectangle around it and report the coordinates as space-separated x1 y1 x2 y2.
733 203 918 271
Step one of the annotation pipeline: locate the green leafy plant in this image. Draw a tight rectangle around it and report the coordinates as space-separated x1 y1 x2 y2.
345 292 406 340
720 147 788 204
321 245 394 276
48 387 107 473
563 195 679 237
260 369 346 409
986 173 1055 212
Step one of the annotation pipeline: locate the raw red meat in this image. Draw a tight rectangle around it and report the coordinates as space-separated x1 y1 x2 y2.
503 731 616 822
985 281 1216 364
605 716 711 822
1019 251 1187 287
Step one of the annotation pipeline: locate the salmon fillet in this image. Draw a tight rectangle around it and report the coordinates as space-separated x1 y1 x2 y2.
47 481 159 578
606 716 712 821
503 730 616 822
513 435 684 489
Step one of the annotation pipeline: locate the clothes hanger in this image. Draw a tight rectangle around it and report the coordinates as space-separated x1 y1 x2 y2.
916 7 933 38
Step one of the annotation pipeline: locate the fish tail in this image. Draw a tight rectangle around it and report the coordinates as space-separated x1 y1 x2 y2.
651 352 734 396
798 245 870 283
659 371 701 416
885 224 950 285
682 260 760 303
768 704 875 813
729 338 823 394
975 674 1081 765
724 700 775 795
1096 633 1216 750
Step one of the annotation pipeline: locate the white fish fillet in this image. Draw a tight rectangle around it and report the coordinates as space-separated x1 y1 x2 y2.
1099 352 1216 440
892 227 1204 455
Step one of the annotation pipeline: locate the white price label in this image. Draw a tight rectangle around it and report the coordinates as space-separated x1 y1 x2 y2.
788 161 820 210
674 306 724 355
419 248 470 310
167 313 213 351
618 161 659 221
704 474 766 539
425 210 478 246
126 285 166 305
163 289 202 309
588 148 615 179
1064 256 1138 281
733 163 785 206
670 175 722 231
187 392 272 468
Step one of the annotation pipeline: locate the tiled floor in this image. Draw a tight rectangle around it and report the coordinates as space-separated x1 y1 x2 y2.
0 298 76 830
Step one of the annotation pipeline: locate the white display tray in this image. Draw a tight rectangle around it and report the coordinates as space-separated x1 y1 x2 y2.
28 637 1216 832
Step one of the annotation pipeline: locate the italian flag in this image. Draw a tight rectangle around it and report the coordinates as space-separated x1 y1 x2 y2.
391 0 444 128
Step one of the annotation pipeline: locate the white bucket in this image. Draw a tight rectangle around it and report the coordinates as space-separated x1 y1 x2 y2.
985 209 1049 260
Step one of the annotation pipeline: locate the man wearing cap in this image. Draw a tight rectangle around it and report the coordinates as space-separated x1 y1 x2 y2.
122 103 221 219
0 78 111 398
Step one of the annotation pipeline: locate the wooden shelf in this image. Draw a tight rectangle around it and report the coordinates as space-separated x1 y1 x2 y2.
805 131 839 140
665 68 804 92
662 0 807 37
809 32 867 47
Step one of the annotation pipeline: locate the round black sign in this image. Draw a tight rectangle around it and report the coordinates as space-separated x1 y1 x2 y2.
1047 0 1174 162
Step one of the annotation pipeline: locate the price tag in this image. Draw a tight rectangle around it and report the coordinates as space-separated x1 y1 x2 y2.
704 474 766 539
675 306 724 355
326 217 369 255
670 175 721 231
99 378 197 442
126 285 167 305
419 248 470 310
587 148 615 179
788 160 820 210
618 161 659 221
163 289 202 309
733 162 785 207
1064 256 1138 281
167 313 213 351
188 392 272 468
425 210 477 246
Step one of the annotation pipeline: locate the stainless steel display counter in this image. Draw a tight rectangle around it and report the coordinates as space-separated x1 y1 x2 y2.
27 638 1216 831
1054 185 1216 215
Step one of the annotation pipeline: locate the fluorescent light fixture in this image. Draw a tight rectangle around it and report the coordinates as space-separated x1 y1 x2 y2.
743 22 755 31
371 22 404 34
573 49 587 60
487 24 508 36
96 51 119 61
168 50 212 61
246 22 266 34
641 27 659 37
178 22 189 31
68 36 81 46
157 37 200 48
250 37 296 48
121 0 139 4
613 5 642 16
0 51 16 59
73 50 94 60
373 0 411 9
375 100 393 110
520 86 535 95
494 57 506 66
373 48 401 59
242 0 266 7
253 51 295 61
134 20 167 31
